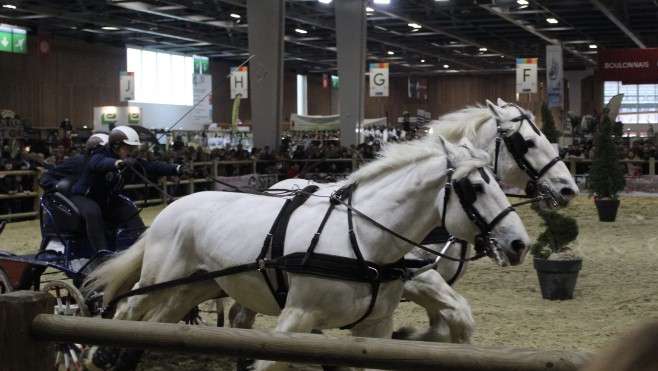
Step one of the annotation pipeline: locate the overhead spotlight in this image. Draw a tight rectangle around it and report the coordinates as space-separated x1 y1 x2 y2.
408 23 422 29
295 28 307 34
589 44 598 49
318 0 332 4
443 64 450 68
373 0 390 4
479 47 487 52
101 26 119 31
517 0 529 5
366 7 374 12
546 18 558 24
387 51 395 55
2 4 17 9
230 13 241 19
421 59 425 63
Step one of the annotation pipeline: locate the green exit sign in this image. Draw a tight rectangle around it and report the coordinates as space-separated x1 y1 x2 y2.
0 25 27 54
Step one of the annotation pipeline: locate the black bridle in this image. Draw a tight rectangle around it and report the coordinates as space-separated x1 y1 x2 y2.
492 104 562 199
441 160 516 265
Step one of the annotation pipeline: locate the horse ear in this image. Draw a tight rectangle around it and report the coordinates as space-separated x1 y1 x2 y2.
497 98 508 107
458 137 472 149
486 99 506 120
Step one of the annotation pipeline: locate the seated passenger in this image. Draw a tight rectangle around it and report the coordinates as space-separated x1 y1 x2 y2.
71 126 191 251
39 133 109 194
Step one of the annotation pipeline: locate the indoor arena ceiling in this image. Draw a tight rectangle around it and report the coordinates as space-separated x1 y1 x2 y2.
2 0 658 76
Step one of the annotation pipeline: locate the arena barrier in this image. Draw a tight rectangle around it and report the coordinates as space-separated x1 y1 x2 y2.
1 291 593 371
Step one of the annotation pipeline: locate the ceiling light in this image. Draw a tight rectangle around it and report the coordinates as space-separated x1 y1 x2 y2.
546 18 558 24
589 44 598 49
517 0 529 5
374 0 390 4
102 26 119 31
366 7 374 12
295 28 307 34
443 64 449 68
318 0 332 4
421 59 425 63
408 23 422 29
230 14 241 19
387 51 394 55
479 47 487 52
2 4 16 9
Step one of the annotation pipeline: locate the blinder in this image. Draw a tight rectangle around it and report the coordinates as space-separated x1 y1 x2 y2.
493 104 562 198
453 177 477 206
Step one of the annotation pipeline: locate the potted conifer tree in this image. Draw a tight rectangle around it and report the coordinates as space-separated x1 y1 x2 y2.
531 204 582 300
540 102 560 145
588 110 626 221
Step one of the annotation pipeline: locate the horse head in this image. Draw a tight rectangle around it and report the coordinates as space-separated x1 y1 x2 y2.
487 98 579 207
440 137 530 266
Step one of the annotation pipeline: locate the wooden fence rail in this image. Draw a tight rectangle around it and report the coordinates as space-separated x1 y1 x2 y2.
1 291 593 371
1 157 656 221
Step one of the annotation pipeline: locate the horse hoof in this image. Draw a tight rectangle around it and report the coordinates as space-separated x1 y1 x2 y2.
236 357 255 371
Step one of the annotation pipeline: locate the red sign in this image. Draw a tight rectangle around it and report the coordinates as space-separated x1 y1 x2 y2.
597 48 658 84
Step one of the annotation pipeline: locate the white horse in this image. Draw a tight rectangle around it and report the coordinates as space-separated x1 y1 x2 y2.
82 137 530 371
226 98 579 345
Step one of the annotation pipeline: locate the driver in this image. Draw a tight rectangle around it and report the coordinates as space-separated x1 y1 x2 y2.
71 126 192 251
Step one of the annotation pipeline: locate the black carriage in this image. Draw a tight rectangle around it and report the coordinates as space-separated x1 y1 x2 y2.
0 191 145 370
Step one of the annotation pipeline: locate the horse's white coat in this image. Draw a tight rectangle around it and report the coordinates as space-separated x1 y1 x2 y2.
228 99 580 345
83 137 529 371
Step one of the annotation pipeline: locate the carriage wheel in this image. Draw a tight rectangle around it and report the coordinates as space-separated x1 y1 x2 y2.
0 268 13 293
41 280 90 371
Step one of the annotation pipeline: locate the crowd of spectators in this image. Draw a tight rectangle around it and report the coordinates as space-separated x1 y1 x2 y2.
559 135 658 176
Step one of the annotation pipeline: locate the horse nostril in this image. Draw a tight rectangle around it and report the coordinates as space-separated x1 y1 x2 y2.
511 240 527 253
561 187 577 197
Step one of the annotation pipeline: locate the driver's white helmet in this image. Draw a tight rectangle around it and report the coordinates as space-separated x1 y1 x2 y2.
109 126 141 148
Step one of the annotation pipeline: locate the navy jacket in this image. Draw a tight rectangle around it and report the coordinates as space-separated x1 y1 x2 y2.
72 145 179 202
38 155 86 193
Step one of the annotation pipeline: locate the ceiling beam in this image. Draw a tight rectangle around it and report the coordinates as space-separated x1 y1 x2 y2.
589 0 646 48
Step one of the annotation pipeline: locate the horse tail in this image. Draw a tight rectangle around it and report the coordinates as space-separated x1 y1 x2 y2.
82 232 147 305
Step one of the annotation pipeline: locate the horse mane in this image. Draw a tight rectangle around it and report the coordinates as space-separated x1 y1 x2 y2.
348 135 490 184
426 105 492 143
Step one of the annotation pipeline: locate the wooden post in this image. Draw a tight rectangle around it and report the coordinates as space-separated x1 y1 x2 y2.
0 291 56 370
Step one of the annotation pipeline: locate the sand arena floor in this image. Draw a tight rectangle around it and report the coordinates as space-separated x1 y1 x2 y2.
1 195 656 370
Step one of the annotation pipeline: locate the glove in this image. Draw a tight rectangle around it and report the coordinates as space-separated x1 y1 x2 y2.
121 157 139 168
178 165 194 177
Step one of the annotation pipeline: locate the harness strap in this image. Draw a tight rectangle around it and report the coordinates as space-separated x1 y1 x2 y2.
446 241 469 286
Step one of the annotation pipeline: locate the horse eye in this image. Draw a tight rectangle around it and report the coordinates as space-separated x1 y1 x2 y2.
526 140 536 148
473 184 485 193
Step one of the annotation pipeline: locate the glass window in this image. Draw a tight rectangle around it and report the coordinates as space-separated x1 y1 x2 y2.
126 47 194 105
604 82 658 124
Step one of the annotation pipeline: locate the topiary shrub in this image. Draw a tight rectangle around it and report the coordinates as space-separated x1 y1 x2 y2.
588 110 626 199
540 102 560 144
530 203 579 260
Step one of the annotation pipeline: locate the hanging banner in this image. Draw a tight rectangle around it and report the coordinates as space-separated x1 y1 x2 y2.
408 77 428 100
516 58 538 93
369 63 389 97
119 71 135 101
597 48 658 84
546 46 564 108
192 73 212 126
193 55 209 74
231 94 241 134
230 66 248 99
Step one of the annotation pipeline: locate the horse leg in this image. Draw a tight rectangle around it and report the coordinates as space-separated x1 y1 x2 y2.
393 270 475 343
227 302 258 371
252 307 318 371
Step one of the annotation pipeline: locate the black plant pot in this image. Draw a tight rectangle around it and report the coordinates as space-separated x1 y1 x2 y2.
533 257 583 300
595 198 620 222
